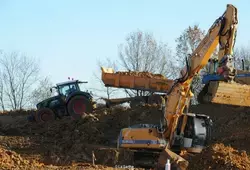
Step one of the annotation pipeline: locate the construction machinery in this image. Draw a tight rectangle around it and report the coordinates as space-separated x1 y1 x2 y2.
202 58 250 84
102 4 240 169
103 95 165 108
28 79 96 122
101 67 172 107
198 58 250 103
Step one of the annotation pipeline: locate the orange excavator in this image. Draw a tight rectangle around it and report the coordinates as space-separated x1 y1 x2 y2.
101 4 244 169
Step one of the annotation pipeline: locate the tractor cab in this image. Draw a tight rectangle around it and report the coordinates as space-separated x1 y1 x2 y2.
51 80 88 98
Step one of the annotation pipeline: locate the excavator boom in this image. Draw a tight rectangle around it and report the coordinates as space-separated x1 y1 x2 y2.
164 3 237 143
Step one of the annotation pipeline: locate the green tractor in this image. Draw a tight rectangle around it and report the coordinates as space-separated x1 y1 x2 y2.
28 80 96 122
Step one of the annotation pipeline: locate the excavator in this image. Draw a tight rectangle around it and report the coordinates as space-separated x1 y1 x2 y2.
101 4 243 169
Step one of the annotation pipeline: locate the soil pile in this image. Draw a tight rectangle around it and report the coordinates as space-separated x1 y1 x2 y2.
190 104 250 153
188 143 250 170
0 105 162 166
1 103 250 169
0 144 135 170
0 109 36 116
2 105 162 145
0 145 44 170
116 70 165 79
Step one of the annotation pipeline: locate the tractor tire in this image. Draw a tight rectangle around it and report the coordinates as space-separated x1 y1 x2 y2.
35 108 56 123
67 95 93 120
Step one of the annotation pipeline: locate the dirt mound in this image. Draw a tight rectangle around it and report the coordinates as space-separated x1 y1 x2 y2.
0 109 36 116
0 145 45 170
6 105 161 145
0 144 135 170
0 105 162 166
116 70 165 79
188 143 250 170
190 104 250 153
1 103 250 169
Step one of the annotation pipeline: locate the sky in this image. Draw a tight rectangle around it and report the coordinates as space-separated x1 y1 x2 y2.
0 0 250 98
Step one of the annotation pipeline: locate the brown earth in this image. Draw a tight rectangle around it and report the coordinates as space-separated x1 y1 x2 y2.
0 103 250 169
0 105 161 169
116 71 165 79
189 104 250 153
188 104 250 170
0 144 134 170
187 143 250 170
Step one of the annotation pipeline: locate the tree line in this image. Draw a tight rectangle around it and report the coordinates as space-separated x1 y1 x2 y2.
1 24 249 111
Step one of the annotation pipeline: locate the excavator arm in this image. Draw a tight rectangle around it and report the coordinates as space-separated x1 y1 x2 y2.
156 4 238 169
165 3 237 143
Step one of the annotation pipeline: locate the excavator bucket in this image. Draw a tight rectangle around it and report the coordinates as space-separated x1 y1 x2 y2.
155 147 189 170
198 81 250 106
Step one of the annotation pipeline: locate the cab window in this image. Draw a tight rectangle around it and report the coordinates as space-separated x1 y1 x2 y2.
58 83 78 96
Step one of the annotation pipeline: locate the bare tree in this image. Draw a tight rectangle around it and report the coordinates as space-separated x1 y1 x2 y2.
0 51 4 111
176 25 205 64
118 30 176 97
175 25 207 104
0 73 5 111
92 57 120 100
31 76 54 107
234 45 250 70
0 51 40 110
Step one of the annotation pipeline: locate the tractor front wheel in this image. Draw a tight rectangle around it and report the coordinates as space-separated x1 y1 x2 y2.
35 108 56 123
67 95 93 120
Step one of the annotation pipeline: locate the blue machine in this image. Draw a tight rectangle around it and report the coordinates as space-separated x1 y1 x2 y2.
202 73 250 84
201 58 250 85
198 58 250 104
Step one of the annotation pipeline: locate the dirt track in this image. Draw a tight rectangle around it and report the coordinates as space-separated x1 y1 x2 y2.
0 104 250 169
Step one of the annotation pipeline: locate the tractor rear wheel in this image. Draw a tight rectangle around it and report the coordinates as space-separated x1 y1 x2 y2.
67 95 93 120
35 108 56 123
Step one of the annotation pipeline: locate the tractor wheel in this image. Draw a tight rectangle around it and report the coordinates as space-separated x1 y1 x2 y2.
67 95 93 120
35 108 56 123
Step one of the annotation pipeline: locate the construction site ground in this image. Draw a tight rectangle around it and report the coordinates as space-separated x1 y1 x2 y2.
0 103 250 170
